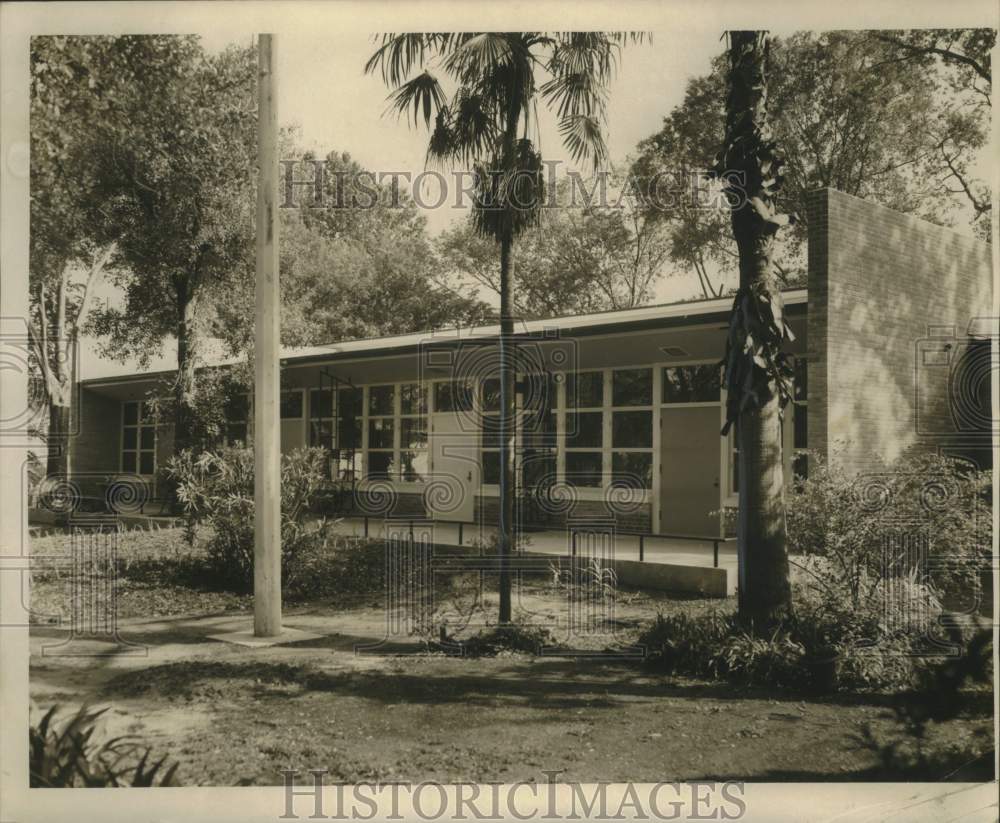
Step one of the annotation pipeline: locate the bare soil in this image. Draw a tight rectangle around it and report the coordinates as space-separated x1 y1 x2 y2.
28 529 995 786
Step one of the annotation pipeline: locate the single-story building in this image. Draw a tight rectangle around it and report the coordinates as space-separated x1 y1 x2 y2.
65 188 993 538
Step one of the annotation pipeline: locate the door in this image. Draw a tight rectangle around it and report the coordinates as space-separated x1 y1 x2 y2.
429 411 479 522
659 406 720 536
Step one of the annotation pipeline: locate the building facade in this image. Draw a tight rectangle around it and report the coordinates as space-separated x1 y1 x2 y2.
67 189 994 535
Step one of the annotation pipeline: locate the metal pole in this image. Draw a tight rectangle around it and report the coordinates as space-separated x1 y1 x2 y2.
713 539 719 569
253 33 282 637
639 533 644 562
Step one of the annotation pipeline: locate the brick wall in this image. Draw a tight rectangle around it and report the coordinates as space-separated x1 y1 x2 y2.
70 388 120 480
806 188 993 474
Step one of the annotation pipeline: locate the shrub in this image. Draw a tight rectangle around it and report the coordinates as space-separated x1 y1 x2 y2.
285 535 389 601
637 604 987 693
638 611 734 678
459 622 554 656
785 451 990 689
167 445 332 592
787 452 990 614
30 705 178 787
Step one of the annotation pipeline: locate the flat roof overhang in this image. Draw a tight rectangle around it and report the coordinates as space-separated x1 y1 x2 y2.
80 289 808 396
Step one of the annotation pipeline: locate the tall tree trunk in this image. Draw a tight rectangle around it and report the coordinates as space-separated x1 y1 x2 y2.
721 31 792 627
497 232 515 624
46 402 71 479
174 282 198 455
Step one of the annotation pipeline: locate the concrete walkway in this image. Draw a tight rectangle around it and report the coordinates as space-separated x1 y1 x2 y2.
327 516 738 595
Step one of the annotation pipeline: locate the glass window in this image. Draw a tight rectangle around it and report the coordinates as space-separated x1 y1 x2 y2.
566 452 602 487
121 400 156 475
335 451 360 480
401 417 427 448
522 410 556 447
481 377 501 412
280 391 303 419
368 418 394 449
369 385 395 416
522 449 556 489
793 407 807 450
337 388 362 450
566 411 603 448
310 389 333 419
791 357 808 469
401 450 428 482
612 410 652 449
309 420 332 449
612 452 653 489
400 383 427 415
481 412 503 449
338 387 362 418
482 451 501 485
225 393 250 421
662 365 721 403
338 417 362 450
367 451 396 480
522 372 558 411
309 389 334 449
566 371 603 408
434 380 472 413
613 368 652 406
793 357 808 402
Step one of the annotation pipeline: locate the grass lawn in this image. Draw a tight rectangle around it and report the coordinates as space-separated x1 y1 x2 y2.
28 527 995 786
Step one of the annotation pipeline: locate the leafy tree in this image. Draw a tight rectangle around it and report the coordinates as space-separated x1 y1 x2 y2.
871 28 993 230
714 30 793 627
29 36 197 476
86 39 257 455
438 171 671 317
214 148 493 349
635 29 994 295
366 32 643 623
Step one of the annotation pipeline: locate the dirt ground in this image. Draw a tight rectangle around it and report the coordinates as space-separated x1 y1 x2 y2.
26 527 994 786
30 593 994 786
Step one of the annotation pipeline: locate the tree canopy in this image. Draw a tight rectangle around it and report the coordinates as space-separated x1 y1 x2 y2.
633 29 994 296
437 171 672 318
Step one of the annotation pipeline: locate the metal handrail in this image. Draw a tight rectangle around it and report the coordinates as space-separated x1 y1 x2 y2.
354 514 735 568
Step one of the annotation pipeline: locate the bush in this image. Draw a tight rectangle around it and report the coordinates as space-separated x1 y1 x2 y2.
641 459 992 690
787 451 990 618
459 622 554 656
285 535 390 601
167 446 332 592
786 451 990 688
639 611 811 688
30 705 178 787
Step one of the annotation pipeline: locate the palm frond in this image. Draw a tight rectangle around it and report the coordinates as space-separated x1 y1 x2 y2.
364 33 447 86
558 113 608 169
442 33 513 84
540 70 606 119
386 70 447 128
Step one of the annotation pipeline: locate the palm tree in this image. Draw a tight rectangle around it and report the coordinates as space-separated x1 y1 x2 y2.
714 31 794 626
366 32 642 623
